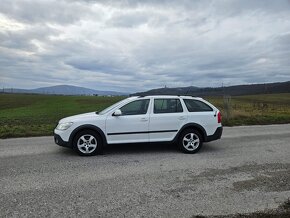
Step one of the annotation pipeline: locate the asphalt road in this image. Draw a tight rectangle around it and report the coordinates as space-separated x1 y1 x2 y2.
1 124 290 217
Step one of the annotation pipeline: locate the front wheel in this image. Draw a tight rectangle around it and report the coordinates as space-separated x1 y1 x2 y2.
73 130 103 156
178 129 203 154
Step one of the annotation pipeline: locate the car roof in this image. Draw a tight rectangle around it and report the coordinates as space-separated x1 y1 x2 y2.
134 95 203 100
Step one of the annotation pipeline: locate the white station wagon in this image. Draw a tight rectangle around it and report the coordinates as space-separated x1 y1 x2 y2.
54 95 222 156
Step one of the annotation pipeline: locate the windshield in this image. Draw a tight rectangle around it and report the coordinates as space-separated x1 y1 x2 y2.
98 98 129 115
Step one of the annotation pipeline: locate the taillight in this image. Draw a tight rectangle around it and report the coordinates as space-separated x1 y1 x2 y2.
217 111 222 123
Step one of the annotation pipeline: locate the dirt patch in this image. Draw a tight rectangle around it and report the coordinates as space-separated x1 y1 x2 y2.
196 163 290 179
185 163 290 191
193 199 290 218
233 168 290 192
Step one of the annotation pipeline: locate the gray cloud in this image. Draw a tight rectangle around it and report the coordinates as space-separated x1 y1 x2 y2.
0 0 94 24
1 0 290 92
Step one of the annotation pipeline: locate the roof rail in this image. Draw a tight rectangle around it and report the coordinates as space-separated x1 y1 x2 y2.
135 94 200 98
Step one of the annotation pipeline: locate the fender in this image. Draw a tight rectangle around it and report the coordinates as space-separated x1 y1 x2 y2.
68 124 107 146
173 123 207 142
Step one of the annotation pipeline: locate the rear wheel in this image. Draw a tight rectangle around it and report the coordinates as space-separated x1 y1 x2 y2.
178 129 203 154
73 130 103 156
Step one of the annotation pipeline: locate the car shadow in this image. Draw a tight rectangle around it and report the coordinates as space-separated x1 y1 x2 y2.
201 142 222 153
56 147 77 156
57 142 222 156
103 141 223 155
103 142 178 155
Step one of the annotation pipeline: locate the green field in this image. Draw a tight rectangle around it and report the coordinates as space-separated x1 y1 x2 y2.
0 94 123 138
1 93 290 138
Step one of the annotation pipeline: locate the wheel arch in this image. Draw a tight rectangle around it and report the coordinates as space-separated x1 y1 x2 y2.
174 123 207 142
69 124 107 146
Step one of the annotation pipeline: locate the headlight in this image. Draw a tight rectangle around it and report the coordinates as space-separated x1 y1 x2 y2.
56 122 73 130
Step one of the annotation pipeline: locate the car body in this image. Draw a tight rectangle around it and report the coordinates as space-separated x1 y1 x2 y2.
54 95 222 156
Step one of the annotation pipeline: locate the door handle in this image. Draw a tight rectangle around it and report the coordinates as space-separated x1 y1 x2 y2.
140 118 148 122
178 116 186 120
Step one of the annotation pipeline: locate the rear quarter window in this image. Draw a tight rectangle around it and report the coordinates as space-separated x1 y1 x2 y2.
184 99 213 112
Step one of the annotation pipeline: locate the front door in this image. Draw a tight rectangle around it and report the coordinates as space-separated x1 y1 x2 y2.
106 99 150 144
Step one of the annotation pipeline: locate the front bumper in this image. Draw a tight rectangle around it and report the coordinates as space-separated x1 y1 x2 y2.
54 134 71 148
205 126 223 142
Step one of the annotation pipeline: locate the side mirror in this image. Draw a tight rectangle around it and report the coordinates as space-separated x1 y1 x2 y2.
113 109 122 116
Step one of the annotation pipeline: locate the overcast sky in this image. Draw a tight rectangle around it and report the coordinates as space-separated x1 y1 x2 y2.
0 0 290 92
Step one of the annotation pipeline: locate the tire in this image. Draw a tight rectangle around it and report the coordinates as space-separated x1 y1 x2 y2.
73 130 103 156
178 129 203 154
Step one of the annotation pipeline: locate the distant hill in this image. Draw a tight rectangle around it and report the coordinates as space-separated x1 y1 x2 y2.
2 85 128 96
133 81 290 96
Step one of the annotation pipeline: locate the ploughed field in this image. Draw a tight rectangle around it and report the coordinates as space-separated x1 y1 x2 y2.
0 93 290 138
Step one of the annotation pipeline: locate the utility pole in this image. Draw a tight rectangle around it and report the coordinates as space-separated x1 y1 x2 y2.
264 83 268 94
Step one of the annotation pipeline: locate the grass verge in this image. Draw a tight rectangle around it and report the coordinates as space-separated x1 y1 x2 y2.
1 93 290 138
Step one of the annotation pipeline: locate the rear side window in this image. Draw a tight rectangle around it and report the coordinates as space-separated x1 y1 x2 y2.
154 99 183 114
184 99 213 112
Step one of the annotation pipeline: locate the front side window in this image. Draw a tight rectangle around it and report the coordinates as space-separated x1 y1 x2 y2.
120 99 150 115
99 98 128 115
154 99 183 114
184 99 213 112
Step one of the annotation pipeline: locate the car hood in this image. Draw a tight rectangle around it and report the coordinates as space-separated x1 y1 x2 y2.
59 112 101 123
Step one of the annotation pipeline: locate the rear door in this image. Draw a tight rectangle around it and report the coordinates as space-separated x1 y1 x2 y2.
149 98 187 142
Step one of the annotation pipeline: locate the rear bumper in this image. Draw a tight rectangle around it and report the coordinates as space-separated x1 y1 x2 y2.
205 127 223 142
54 134 71 148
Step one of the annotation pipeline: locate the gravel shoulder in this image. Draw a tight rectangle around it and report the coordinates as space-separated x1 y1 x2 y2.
0 124 290 217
